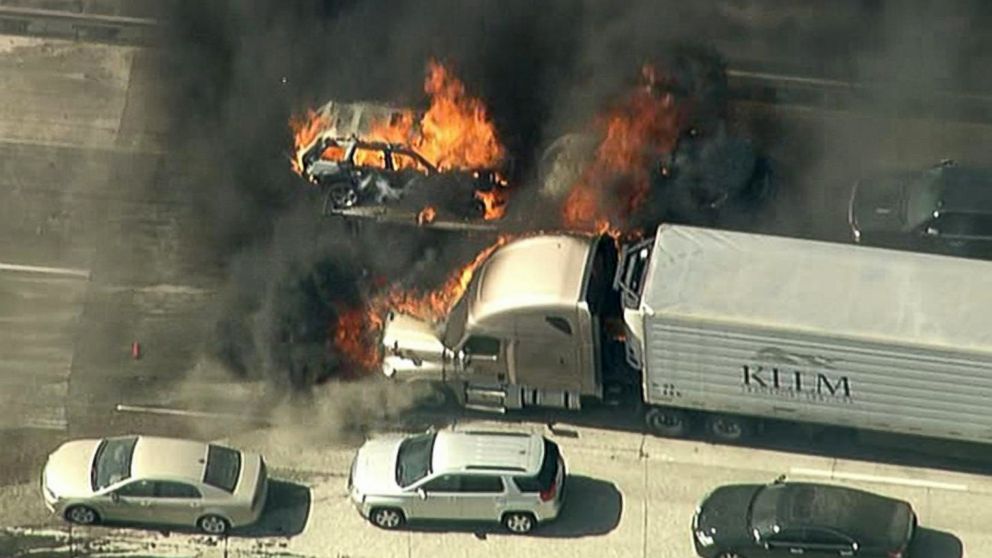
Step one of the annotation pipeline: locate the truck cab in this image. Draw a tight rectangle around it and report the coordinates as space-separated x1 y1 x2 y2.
380 233 619 412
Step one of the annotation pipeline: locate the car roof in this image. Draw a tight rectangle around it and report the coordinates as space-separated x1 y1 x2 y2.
757 483 904 543
129 436 210 483
430 431 544 476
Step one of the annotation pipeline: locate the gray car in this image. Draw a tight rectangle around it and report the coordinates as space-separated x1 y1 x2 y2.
348 430 565 533
41 435 268 535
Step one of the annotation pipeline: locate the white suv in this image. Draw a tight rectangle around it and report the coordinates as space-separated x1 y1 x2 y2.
348 430 565 533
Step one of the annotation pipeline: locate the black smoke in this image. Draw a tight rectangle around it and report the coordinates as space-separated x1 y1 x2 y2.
157 0 777 389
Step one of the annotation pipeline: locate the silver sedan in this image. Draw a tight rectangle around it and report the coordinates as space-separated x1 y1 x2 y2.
41 435 268 535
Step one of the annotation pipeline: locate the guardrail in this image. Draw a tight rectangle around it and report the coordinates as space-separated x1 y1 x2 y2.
0 5 158 45
727 67 992 125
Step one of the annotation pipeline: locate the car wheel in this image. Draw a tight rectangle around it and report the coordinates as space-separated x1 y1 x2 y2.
197 514 230 535
328 183 358 209
370 507 405 530
502 511 536 534
65 505 99 526
705 414 754 442
644 407 690 437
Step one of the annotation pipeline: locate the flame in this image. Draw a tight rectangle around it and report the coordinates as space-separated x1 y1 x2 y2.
289 110 331 175
417 206 437 225
562 64 685 233
290 59 506 185
373 235 511 324
417 61 505 170
331 236 513 371
332 305 381 373
474 187 508 221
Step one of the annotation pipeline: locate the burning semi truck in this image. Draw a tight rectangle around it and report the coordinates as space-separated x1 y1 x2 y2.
380 224 992 446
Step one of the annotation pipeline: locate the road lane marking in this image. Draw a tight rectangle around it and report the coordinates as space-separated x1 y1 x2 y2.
0 262 90 279
0 136 164 155
115 403 271 424
790 466 968 492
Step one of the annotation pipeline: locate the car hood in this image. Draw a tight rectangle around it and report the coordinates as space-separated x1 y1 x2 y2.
380 312 448 381
44 439 101 499
352 437 406 497
695 484 762 546
850 177 908 233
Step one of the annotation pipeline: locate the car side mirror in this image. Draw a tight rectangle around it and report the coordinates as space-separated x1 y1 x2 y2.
417 488 427 500
110 493 120 503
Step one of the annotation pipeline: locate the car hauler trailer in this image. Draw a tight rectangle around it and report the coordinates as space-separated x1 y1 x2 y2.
381 224 992 446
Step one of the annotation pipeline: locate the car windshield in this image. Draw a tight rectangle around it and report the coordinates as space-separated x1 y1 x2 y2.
441 288 471 348
204 445 243 493
395 433 436 488
904 170 944 228
91 436 138 491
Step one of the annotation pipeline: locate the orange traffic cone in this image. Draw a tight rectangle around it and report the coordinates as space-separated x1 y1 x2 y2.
131 341 141 360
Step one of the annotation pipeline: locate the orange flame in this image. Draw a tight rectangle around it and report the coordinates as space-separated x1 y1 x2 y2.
474 187 508 221
373 235 511 324
562 64 684 233
290 60 506 187
417 206 437 225
331 236 513 371
332 305 381 373
289 110 331 175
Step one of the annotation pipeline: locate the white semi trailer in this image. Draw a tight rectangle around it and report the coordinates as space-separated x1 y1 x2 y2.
381 224 992 445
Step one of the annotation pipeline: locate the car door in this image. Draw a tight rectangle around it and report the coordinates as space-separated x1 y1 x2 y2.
923 213 989 254
801 528 859 558
456 475 504 521
153 481 205 527
409 474 462 520
763 528 813 557
107 479 157 523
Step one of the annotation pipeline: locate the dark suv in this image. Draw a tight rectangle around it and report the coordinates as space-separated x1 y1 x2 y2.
849 160 992 257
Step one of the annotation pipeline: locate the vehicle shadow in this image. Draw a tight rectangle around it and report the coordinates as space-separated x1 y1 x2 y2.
910 527 963 558
97 480 311 538
402 475 622 538
534 475 622 537
233 480 311 537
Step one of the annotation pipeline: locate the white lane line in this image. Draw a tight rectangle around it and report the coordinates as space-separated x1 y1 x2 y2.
0 262 90 279
790 466 968 492
0 136 164 155
115 403 271 424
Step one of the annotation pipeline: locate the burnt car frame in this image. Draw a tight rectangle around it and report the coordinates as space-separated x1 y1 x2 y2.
537 127 775 227
295 101 506 222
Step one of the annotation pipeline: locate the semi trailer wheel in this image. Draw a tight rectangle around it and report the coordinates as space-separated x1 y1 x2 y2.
705 414 754 442
644 407 689 437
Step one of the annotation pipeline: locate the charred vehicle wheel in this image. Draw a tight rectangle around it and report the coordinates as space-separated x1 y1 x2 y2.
327 182 359 209
645 407 689 437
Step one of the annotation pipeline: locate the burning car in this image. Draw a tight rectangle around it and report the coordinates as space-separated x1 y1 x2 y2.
291 62 511 225
539 127 775 228
297 130 506 220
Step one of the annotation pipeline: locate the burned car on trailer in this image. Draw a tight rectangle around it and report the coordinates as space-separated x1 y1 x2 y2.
294 101 507 221
538 126 775 226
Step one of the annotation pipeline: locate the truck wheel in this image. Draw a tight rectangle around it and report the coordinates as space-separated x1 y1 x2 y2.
705 414 753 442
644 407 689 437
